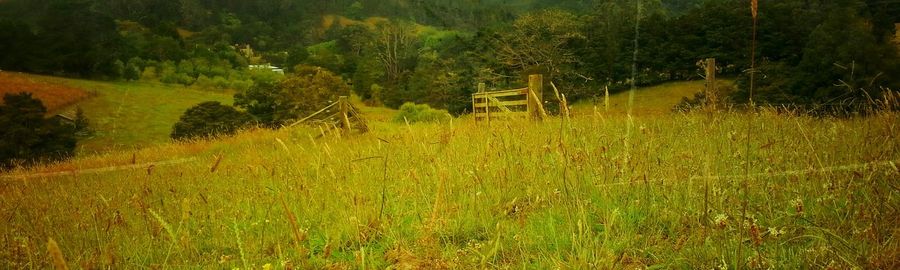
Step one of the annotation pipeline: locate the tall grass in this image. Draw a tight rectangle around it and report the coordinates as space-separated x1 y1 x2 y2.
1 109 897 268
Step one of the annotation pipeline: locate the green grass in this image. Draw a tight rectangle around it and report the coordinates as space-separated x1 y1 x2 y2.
572 80 732 116
2 109 897 269
41 77 233 154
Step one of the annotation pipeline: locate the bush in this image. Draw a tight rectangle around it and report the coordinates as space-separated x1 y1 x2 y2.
171 101 254 140
393 102 451 123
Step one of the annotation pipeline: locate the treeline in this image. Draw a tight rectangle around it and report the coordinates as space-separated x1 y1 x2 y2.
0 0 897 114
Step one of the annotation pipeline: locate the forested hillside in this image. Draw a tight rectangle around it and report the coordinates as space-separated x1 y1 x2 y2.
1 0 898 113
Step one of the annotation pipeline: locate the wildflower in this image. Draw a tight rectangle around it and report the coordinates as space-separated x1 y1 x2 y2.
262 263 273 270
714 214 728 228
768 227 785 237
790 197 804 214
219 254 233 264
749 222 762 246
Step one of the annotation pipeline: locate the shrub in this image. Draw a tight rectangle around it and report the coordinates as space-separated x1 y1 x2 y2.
393 102 451 123
171 101 254 140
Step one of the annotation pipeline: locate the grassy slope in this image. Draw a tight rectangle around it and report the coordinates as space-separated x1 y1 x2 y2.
66 80 233 153
1 109 898 269
572 80 732 116
0 71 92 113
2 73 233 153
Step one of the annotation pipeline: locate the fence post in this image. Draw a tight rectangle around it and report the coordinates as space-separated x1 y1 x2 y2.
339 96 351 133
475 83 485 123
528 74 544 120
705 58 717 111
472 94 477 123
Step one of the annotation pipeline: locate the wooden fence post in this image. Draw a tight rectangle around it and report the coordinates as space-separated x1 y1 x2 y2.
339 96 351 133
475 83 485 123
528 74 545 120
705 58 717 111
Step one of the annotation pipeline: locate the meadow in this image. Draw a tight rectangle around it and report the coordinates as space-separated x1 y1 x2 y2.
1 105 897 269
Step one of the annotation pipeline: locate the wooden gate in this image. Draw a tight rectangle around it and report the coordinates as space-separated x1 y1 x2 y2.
289 96 368 134
472 74 546 122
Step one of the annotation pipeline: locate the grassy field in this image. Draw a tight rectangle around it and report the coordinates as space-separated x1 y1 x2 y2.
0 72 234 154
1 108 897 268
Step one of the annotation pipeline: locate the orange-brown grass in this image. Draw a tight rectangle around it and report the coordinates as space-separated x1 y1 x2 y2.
0 71 93 113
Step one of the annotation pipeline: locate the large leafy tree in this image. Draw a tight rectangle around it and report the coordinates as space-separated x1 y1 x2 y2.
273 66 352 123
0 93 76 169
236 66 351 127
493 9 584 79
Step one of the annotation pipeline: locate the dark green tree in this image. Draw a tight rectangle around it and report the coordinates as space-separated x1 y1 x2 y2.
0 93 76 169
170 101 254 140
74 107 92 138
234 78 280 127
124 57 143 81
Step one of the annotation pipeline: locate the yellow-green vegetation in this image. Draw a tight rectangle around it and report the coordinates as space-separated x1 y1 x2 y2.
41 77 233 153
573 80 734 116
2 109 897 269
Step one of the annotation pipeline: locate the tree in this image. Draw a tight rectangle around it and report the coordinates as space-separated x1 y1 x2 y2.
493 9 584 80
374 21 419 87
124 58 142 81
171 101 253 140
234 76 280 127
73 107 92 138
732 0 900 111
111 60 126 79
0 19 37 71
34 0 125 77
0 93 76 169
273 65 352 124
236 65 351 127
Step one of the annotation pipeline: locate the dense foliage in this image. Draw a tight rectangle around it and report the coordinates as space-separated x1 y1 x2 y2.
393 102 451 123
235 66 351 126
0 93 76 169
0 0 897 113
170 101 253 140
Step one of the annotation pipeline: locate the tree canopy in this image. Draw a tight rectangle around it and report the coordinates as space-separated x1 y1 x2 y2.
0 0 896 112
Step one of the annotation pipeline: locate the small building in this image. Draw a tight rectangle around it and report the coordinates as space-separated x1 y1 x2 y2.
249 64 285 75
53 109 77 126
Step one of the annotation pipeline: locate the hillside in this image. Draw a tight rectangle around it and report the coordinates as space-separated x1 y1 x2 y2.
1 72 233 153
0 74 728 155
2 111 898 268
0 71 92 113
